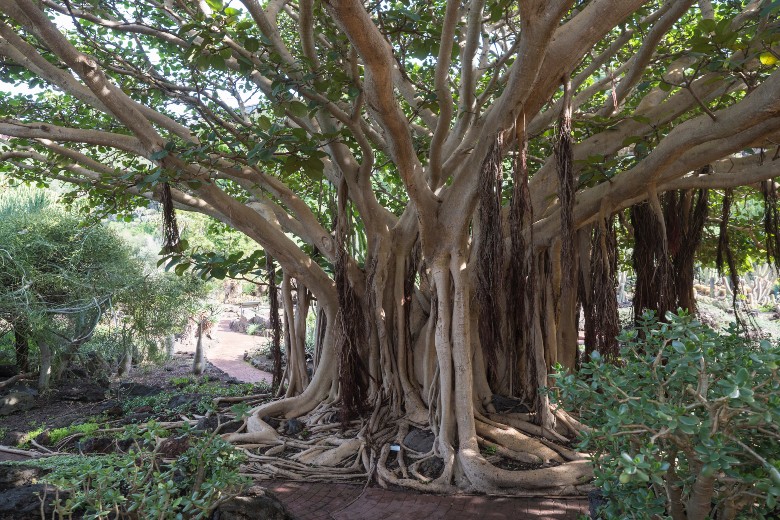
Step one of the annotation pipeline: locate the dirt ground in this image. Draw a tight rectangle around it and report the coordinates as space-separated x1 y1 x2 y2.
0 354 253 448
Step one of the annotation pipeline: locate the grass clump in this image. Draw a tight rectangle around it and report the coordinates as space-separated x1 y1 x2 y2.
48 422 101 445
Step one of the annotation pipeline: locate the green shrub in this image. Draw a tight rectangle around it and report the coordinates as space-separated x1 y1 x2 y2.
246 323 263 336
554 311 780 520
22 423 249 519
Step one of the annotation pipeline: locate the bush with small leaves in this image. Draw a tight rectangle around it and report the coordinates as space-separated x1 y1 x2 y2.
553 311 780 520
34 422 250 519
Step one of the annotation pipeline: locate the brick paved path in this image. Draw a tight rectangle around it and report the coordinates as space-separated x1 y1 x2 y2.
265 480 589 520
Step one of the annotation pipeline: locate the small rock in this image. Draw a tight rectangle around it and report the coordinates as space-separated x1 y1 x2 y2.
261 416 281 429
403 428 435 453
0 465 46 491
248 316 269 328
491 394 530 414
211 485 294 520
0 391 35 416
119 383 161 397
96 399 123 418
588 488 606 519
77 437 115 454
417 457 444 479
33 431 50 446
66 367 88 379
284 418 303 436
0 365 19 378
225 377 241 385
58 381 107 402
116 438 134 452
167 394 201 409
0 484 68 520
230 317 249 334
219 419 243 434
82 352 112 379
6 384 37 396
159 436 190 458
195 415 220 432
4 431 27 445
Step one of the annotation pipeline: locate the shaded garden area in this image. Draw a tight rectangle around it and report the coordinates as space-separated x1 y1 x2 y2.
1 0 780 518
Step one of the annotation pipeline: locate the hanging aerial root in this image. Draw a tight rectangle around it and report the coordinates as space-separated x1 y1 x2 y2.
335 178 368 425
556 75 575 295
717 188 744 320
585 215 620 360
762 179 780 271
159 182 181 253
476 134 505 382
266 255 283 390
630 198 674 319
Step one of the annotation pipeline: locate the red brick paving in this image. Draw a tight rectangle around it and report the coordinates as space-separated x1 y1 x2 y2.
265 480 588 520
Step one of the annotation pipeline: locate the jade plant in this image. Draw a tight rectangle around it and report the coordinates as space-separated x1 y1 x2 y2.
554 311 780 520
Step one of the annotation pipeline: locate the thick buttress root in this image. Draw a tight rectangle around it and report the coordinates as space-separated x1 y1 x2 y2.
224 394 593 496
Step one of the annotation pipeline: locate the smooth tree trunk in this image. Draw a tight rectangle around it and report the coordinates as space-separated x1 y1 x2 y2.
118 346 132 377
37 341 52 392
193 320 205 376
165 335 175 359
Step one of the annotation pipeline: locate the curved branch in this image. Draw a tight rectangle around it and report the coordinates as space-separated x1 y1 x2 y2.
0 121 146 155
598 0 696 117
324 0 437 224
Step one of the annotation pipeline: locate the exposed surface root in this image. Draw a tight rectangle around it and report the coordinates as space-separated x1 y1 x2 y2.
223 395 592 495
487 412 569 444
475 421 562 464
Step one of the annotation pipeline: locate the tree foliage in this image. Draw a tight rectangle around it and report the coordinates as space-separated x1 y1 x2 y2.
0 188 208 385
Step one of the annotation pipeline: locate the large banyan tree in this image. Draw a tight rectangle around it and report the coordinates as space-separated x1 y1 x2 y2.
1 0 780 495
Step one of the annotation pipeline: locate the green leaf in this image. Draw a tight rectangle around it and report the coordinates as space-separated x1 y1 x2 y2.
288 100 309 118
735 367 749 385
174 262 191 276
698 18 716 34
621 136 643 147
244 38 260 53
255 115 272 130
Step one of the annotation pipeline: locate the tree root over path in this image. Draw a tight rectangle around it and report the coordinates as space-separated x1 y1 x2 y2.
222 397 593 496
